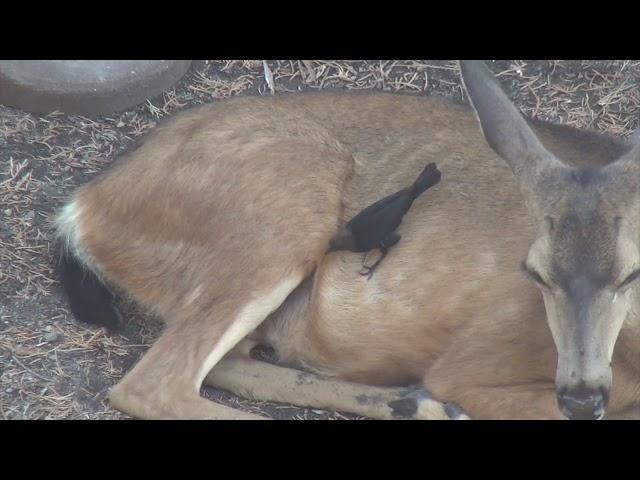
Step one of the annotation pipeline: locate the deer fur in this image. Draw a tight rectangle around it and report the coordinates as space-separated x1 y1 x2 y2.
56 61 640 419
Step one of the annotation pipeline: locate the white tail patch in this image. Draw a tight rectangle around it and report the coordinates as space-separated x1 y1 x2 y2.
55 199 100 275
56 201 81 245
56 200 86 259
195 273 304 388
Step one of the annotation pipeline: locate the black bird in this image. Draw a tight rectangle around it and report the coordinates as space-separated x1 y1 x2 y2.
328 162 442 279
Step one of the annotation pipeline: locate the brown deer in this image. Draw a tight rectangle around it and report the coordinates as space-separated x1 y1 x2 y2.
56 61 640 420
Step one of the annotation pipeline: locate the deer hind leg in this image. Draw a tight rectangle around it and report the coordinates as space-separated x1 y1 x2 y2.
109 275 306 419
65 139 353 419
104 232 338 418
204 352 456 420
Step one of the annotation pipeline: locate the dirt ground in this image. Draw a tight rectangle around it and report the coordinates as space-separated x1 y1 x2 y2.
1 60 639 420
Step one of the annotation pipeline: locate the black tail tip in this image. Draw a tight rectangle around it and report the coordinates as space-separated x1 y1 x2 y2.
416 162 442 189
57 245 121 333
423 162 441 176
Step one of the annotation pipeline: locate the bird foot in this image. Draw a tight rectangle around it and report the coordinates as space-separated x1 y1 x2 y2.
358 264 377 280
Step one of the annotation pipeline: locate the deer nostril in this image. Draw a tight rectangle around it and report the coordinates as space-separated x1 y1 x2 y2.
557 387 608 420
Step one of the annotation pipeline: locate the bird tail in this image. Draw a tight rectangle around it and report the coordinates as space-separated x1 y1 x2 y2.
412 162 442 195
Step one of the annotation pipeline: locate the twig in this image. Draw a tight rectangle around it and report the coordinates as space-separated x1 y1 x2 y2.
263 61 275 94
302 60 317 82
11 354 53 383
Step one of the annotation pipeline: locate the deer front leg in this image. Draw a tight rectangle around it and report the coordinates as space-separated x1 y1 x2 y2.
428 382 565 420
204 354 458 420
423 305 565 419
605 408 640 420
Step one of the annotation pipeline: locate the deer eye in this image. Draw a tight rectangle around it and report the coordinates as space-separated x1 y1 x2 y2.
618 268 640 291
521 261 550 289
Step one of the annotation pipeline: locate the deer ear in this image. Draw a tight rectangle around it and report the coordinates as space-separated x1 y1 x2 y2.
459 60 560 180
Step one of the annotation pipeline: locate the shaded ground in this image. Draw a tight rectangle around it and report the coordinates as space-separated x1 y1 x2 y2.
1 60 639 419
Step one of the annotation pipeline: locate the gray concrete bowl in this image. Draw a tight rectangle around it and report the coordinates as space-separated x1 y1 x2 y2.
0 60 192 116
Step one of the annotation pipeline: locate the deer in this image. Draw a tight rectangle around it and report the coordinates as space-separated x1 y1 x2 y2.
55 60 640 420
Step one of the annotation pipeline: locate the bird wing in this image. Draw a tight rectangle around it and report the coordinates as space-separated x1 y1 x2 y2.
346 188 414 239
346 189 407 230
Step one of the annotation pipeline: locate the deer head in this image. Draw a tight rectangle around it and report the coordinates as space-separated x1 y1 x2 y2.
460 60 640 419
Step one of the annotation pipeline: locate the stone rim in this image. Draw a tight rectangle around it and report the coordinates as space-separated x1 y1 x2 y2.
0 60 193 116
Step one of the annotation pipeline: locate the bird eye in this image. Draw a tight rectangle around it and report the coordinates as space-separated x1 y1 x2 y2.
618 268 640 290
521 261 549 288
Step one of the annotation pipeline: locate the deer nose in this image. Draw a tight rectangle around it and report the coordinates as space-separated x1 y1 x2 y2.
557 386 608 420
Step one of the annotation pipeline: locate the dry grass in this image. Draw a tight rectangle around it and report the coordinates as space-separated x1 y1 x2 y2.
1 60 640 420
488 60 640 135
